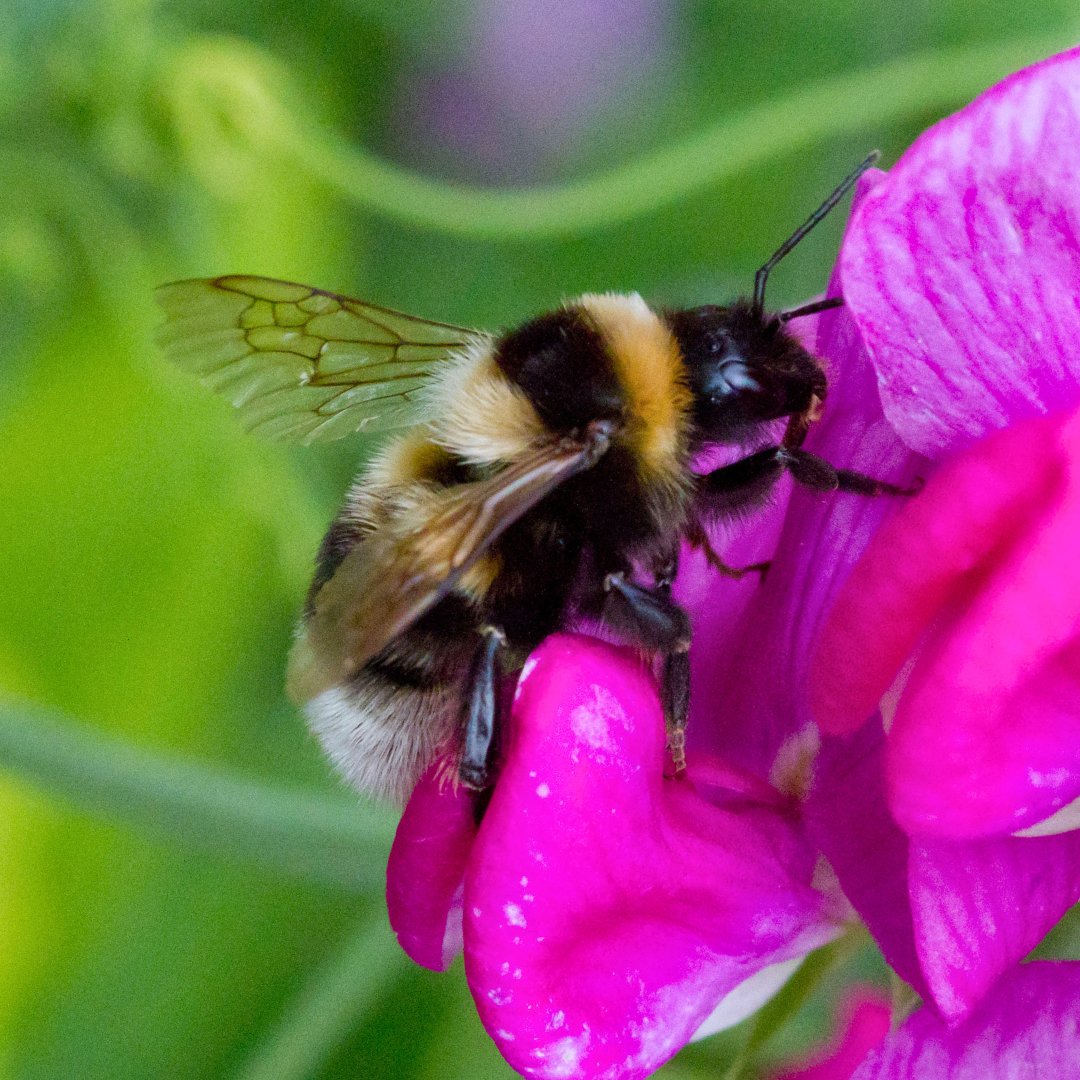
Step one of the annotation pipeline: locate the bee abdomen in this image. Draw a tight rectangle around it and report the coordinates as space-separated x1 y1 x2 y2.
290 591 479 803
302 667 458 805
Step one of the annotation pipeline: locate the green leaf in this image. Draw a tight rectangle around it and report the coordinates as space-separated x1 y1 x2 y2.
0 699 396 891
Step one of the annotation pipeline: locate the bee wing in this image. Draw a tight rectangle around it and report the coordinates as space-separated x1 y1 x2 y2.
155 275 486 444
307 424 614 682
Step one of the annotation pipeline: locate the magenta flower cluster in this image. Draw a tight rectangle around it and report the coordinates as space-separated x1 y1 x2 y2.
387 47 1080 1079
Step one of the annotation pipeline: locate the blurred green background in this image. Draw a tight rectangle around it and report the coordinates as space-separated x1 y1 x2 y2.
0 2 1075 1077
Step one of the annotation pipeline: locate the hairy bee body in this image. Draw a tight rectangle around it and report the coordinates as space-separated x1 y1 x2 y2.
157 153 904 805
289 293 696 802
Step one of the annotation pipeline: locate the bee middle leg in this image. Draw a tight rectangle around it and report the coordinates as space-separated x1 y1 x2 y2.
459 625 507 790
600 570 693 770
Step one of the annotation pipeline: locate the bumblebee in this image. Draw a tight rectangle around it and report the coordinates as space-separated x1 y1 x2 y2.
157 153 910 803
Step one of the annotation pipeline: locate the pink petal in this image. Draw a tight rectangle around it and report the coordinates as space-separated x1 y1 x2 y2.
841 46 1080 458
773 988 891 1080
811 407 1080 841
853 962 1080 1079
884 411 1080 837
810 726 1080 1022
805 724 926 999
386 757 477 971
909 831 1080 1021
812 406 1080 833
811 413 1067 742
464 634 834 1080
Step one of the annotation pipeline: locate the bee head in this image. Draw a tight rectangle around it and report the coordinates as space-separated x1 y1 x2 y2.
668 301 827 445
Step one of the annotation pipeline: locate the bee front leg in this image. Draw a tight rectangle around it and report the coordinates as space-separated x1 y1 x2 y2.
459 625 507 790
600 571 692 771
698 446 921 506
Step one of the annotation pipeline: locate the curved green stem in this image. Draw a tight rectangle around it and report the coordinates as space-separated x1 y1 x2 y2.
0 699 395 891
252 35 1066 238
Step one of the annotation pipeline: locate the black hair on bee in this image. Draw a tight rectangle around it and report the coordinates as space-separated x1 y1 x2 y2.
156 151 916 803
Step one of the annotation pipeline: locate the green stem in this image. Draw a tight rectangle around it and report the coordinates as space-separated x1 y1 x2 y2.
257 35 1066 238
0 699 395 891
235 909 405 1080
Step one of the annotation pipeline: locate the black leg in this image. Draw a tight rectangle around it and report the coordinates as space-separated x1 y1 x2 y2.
697 447 786 514
683 515 771 580
459 625 506 790
601 572 691 653
783 449 922 496
661 650 691 771
599 572 693 772
698 445 920 515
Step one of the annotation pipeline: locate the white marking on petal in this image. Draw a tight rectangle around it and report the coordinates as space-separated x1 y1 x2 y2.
1014 792 1080 836
690 956 802 1041
504 903 527 928
569 684 626 759
1026 766 1071 790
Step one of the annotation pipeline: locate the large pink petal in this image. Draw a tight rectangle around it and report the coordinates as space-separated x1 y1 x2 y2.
464 634 834 1080
853 962 1080 1078
811 412 1067 742
886 410 1080 837
811 408 1080 841
810 726 1080 1023
841 46 1080 458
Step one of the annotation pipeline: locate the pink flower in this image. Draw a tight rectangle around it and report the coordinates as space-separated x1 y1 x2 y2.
386 43 1080 1079
804 45 1080 1025
389 636 836 1078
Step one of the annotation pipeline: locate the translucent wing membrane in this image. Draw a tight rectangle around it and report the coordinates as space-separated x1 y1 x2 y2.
155 276 484 443
304 422 614 683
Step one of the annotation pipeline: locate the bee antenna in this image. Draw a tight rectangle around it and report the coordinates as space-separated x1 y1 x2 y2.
752 150 880 318
779 296 846 323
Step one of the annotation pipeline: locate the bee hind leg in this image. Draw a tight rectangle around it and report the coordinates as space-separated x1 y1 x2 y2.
600 572 692 771
459 625 507 790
